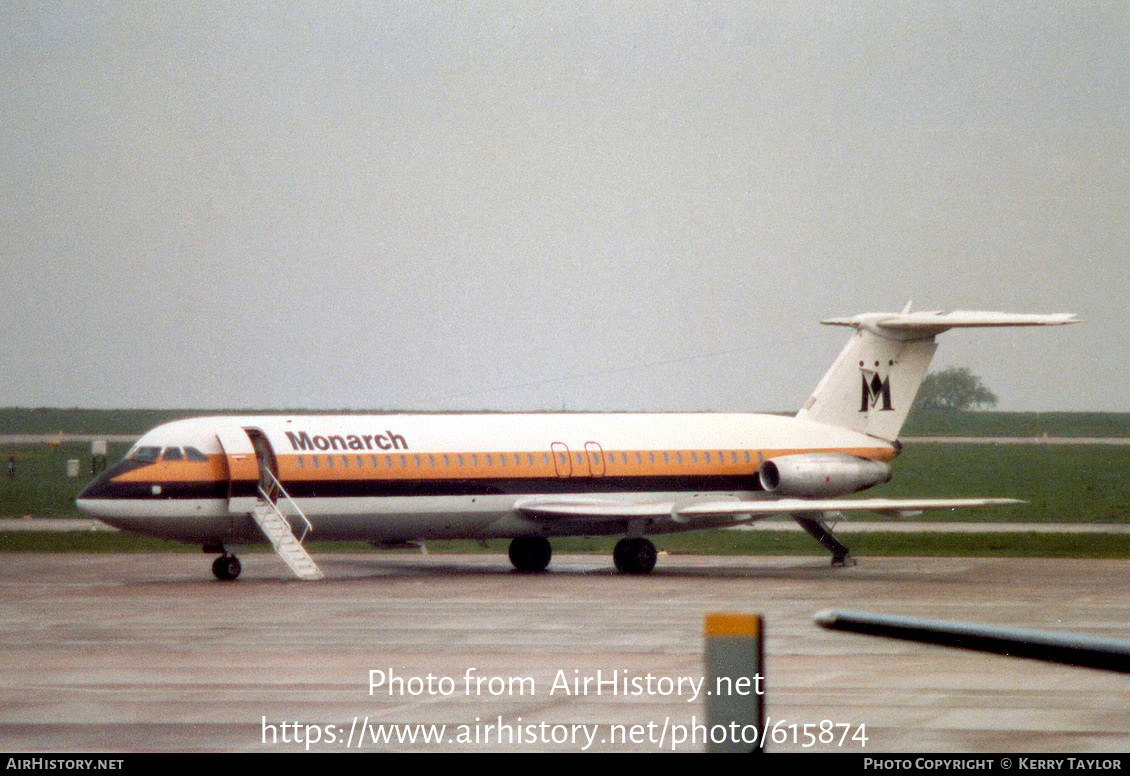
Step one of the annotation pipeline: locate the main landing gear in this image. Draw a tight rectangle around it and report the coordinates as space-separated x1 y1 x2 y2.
211 552 242 581
792 514 857 567
507 536 659 574
508 537 552 573
613 537 657 575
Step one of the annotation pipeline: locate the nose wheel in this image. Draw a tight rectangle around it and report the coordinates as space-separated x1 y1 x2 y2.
212 554 242 581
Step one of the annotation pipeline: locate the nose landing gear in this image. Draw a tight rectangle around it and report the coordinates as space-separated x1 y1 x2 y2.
211 553 242 581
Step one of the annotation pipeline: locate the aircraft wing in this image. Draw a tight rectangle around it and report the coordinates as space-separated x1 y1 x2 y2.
517 497 1022 525
517 499 676 522
673 497 1021 522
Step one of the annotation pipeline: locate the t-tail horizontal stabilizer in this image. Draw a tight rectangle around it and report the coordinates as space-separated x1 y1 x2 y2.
799 309 1078 442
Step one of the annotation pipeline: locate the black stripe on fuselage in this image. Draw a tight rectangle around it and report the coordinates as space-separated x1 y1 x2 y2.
79 478 231 500
282 474 762 498
80 473 762 501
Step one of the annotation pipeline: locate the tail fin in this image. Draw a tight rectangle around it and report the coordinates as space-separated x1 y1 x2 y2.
796 309 1078 442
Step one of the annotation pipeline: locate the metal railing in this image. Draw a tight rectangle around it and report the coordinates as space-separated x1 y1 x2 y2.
257 467 314 544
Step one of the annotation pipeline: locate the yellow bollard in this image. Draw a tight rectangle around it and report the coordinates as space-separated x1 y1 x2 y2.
703 612 765 753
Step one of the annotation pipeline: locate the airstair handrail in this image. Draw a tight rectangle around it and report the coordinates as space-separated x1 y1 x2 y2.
258 467 314 544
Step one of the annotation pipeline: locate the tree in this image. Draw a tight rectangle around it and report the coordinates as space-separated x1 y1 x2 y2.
913 367 998 411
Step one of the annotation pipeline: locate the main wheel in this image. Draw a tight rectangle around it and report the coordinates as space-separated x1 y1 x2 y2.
212 554 242 581
508 537 552 573
613 538 657 575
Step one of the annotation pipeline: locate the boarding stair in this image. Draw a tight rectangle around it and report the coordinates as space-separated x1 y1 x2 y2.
249 471 324 581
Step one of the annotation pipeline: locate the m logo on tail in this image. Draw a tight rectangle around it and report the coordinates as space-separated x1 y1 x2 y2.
860 368 893 412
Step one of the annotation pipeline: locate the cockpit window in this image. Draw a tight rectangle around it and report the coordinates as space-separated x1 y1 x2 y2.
129 446 162 463
184 447 208 462
162 447 184 461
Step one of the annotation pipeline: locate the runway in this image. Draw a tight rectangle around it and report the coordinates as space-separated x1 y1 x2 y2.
1 553 1128 753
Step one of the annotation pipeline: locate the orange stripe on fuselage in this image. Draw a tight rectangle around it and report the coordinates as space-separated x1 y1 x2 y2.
276 446 895 482
111 447 895 485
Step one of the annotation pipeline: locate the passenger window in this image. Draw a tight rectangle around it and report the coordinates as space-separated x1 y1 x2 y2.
312 456 319 469
297 457 305 469
162 447 184 461
327 456 334 468
357 455 364 468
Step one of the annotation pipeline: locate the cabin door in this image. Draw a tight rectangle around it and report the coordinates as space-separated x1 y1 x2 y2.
244 428 280 502
215 427 260 513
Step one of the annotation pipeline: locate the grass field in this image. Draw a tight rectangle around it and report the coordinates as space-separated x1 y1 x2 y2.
900 410 1130 438
867 443 1129 523
0 442 133 518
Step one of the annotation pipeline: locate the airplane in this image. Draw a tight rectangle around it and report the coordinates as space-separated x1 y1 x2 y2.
75 308 1077 581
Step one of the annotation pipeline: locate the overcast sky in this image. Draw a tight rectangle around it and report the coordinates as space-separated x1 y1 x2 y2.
1 2 1126 413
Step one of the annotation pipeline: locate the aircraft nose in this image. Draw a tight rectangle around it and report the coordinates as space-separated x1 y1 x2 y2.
76 480 100 515
76 469 116 504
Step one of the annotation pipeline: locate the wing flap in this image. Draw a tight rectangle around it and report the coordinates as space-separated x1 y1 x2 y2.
674 497 1022 522
517 499 675 522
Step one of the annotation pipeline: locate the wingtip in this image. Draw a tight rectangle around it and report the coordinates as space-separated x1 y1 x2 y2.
813 609 840 628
